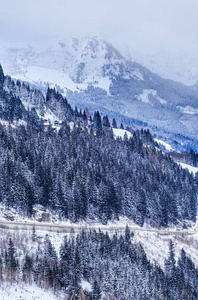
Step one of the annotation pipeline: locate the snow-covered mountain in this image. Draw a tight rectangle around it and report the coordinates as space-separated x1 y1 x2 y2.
0 37 143 93
1 37 198 151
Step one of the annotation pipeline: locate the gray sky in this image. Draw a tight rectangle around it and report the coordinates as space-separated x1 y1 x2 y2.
1 0 198 82
1 0 198 49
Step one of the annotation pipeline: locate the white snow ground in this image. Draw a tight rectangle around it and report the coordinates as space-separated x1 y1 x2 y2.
137 89 167 106
113 128 132 139
0 283 61 300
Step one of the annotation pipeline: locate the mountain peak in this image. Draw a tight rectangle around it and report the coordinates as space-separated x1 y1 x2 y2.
64 36 135 84
71 36 123 61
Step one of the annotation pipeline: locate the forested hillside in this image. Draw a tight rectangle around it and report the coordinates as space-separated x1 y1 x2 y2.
1 227 198 300
0 118 197 227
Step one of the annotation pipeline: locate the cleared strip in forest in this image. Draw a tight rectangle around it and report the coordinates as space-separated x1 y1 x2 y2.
0 220 197 237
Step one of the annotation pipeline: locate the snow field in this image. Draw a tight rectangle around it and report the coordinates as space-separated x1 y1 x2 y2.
0 282 62 300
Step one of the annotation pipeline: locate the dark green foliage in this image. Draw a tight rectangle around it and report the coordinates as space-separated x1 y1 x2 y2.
24 183 35 216
23 254 33 283
112 118 117 128
93 279 102 299
102 115 110 127
0 66 197 226
0 89 25 122
0 64 4 87
4 238 18 284
0 117 196 226
93 111 102 134
120 123 124 129
7 238 17 273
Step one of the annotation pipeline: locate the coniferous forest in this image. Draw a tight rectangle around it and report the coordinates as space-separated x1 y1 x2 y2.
0 117 197 227
0 227 198 300
0 118 197 227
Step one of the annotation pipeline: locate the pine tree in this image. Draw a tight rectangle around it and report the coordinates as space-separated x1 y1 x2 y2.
7 238 18 284
92 279 102 300
93 111 102 134
25 183 35 216
165 240 176 289
0 64 4 86
103 115 110 127
112 118 117 128
23 254 33 284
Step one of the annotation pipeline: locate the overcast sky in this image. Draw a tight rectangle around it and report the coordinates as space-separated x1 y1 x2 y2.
1 0 198 48
1 0 198 82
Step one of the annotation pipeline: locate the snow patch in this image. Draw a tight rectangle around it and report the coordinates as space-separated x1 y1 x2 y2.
94 76 111 95
138 89 152 104
154 138 174 152
0 37 144 98
158 96 167 105
177 105 198 115
80 280 92 292
179 162 198 176
131 68 144 81
0 119 27 129
138 89 167 105
113 128 132 139
21 66 78 92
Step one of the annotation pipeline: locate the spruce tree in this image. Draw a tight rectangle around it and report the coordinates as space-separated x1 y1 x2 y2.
112 118 117 128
